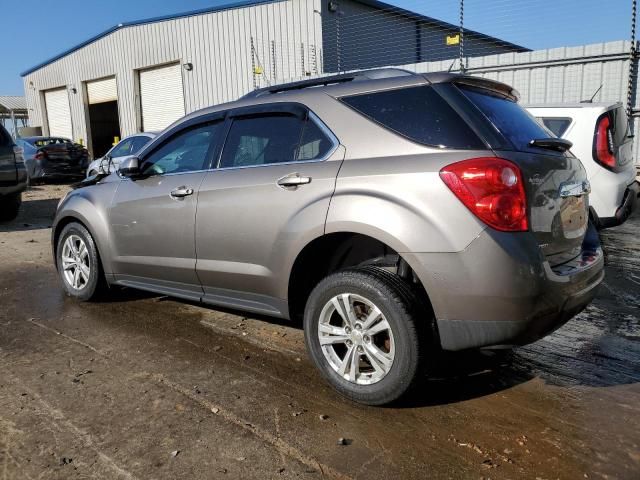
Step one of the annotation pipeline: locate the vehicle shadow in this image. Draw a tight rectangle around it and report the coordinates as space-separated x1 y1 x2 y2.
0 197 60 232
395 349 533 408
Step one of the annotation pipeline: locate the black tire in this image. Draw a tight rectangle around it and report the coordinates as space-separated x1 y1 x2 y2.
304 266 434 405
56 222 107 301
0 192 22 221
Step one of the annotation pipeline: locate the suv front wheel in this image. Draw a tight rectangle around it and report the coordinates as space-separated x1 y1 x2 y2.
304 266 432 405
56 222 107 301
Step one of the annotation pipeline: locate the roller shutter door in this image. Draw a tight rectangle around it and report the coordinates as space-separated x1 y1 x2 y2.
44 88 73 139
87 77 117 104
139 64 185 132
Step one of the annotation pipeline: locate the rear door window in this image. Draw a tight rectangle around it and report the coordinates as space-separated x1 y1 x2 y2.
459 86 552 151
340 86 485 149
537 117 572 138
220 114 304 168
296 117 335 160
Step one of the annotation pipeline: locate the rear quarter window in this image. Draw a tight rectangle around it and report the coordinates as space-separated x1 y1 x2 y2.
340 85 485 149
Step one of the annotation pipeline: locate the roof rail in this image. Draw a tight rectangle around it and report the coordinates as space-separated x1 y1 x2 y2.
242 68 415 99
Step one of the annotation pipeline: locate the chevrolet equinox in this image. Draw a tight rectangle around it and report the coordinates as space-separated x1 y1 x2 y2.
52 69 604 405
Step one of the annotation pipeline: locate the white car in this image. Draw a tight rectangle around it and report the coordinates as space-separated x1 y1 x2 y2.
527 102 638 229
86 133 156 177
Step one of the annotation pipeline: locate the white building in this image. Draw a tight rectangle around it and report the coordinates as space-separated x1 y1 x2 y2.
21 0 522 158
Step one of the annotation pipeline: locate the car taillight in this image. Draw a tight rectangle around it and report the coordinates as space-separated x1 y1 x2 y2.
593 114 616 169
34 151 47 161
13 146 25 164
440 157 528 232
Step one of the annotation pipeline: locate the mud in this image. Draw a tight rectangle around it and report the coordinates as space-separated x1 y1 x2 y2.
1 184 639 479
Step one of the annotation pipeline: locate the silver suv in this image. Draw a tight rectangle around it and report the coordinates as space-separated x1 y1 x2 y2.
52 69 604 405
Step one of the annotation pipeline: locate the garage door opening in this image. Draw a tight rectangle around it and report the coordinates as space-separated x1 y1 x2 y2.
86 77 120 159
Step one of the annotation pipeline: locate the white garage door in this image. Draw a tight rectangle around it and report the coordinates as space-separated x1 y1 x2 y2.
44 88 73 139
87 77 117 104
139 64 185 132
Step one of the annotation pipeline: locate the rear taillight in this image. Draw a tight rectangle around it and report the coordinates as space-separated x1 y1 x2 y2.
593 114 616 169
440 157 528 232
13 146 24 164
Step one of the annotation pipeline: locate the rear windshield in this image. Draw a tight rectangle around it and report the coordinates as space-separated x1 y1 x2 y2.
459 86 552 151
340 85 485 149
538 117 572 138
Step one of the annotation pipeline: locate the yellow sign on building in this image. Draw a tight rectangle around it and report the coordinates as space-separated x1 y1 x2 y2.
446 34 460 46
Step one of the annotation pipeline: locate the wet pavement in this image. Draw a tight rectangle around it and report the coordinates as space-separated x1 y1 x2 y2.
0 184 639 479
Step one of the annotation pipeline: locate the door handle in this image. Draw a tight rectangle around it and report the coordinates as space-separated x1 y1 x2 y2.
277 173 312 188
170 186 194 198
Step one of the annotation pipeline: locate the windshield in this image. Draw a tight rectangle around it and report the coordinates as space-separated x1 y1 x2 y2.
459 86 552 152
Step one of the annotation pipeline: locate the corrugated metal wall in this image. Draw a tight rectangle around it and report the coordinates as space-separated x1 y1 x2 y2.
321 0 526 72
396 40 639 163
22 0 322 144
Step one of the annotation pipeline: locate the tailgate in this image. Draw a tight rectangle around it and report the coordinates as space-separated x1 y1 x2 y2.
454 83 590 266
497 150 589 265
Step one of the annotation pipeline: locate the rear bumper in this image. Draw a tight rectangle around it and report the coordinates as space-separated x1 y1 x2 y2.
593 181 639 229
404 227 604 351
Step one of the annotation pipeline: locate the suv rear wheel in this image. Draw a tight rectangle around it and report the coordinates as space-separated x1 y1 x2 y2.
304 266 432 405
0 192 22 221
56 222 107 301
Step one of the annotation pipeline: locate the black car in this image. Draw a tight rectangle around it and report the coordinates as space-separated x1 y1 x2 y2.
17 136 89 183
0 124 28 221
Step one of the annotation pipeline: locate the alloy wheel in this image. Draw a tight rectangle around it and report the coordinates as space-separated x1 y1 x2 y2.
61 235 91 290
318 293 395 385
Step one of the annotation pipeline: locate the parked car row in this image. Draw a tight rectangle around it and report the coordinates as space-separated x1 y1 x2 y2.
16 136 89 184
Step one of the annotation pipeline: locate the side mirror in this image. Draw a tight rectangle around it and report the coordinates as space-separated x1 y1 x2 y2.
118 156 140 177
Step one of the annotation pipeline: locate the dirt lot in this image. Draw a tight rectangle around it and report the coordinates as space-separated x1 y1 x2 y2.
1 184 639 479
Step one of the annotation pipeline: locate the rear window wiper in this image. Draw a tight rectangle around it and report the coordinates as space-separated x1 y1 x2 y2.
529 138 573 152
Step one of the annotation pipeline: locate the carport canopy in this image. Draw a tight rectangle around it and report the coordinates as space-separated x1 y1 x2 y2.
0 96 28 138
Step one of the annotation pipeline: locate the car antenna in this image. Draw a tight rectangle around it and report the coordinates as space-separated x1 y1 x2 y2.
447 60 456 73
581 84 603 103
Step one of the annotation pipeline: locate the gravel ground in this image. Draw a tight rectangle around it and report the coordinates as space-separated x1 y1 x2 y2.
0 183 638 479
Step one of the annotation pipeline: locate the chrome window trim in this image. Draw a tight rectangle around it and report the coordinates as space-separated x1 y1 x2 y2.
213 110 340 172
120 169 209 180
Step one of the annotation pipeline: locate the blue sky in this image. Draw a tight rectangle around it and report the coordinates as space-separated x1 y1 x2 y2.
0 0 632 95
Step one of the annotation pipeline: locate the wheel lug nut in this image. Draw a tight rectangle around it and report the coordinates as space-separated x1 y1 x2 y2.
345 326 351 334
364 335 370 343
357 346 363 353
355 324 362 330
346 340 353 347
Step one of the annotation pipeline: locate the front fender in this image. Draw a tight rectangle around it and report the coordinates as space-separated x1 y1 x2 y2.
52 182 119 274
